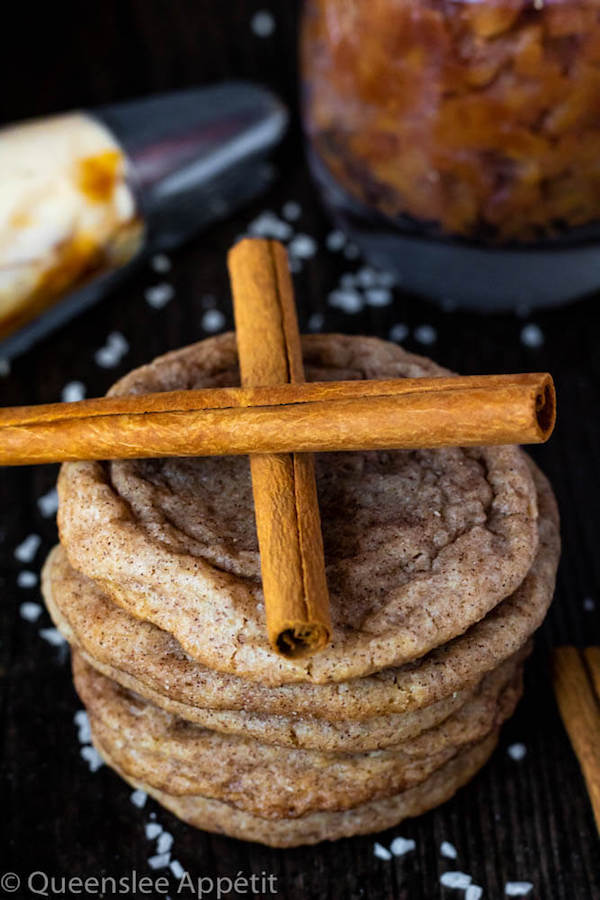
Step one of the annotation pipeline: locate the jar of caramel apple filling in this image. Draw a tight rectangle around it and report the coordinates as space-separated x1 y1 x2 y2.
301 0 600 310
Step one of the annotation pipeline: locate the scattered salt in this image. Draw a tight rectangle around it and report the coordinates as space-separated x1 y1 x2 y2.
201 309 226 334
307 312 324 332
38 488 59 518
131 789 147 808
440 841 458 860
248 211 292 241
170 860 185 879
145 283 174 309
17 570 38 588
14 533 41 563
414 324 437 345
20 601 42 622
441 872 472 889
356 267 378 288
151 253 172 274
0 357 10 377
251 9 275 37
288 234 317 259
39 628 65 646
508 743 527 761
373 842 392 861
344 242 360 260
328 289 363 314
157 831 174 854
466 886 484 900
583 596 595 612
326 230 346 252
340 273 357 289
61 381 86 403
520 323 544 348
389 323 409 343
95 332 129 368
148 853 171 870
390 836 416 856
506 883 533 897
282 201 301 221
80 745 103 772
74 710 92 744
145 822 163 840
365 287 392 308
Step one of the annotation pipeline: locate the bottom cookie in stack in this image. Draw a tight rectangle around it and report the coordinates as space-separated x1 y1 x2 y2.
73 651 521 846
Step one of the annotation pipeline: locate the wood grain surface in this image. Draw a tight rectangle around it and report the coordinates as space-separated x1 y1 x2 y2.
0 2 598 898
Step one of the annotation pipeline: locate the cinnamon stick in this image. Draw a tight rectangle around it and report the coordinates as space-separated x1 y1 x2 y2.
227 238 331 659
552 646 600 834
0 372 555 465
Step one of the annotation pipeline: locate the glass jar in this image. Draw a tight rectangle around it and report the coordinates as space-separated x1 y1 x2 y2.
301 0 600 310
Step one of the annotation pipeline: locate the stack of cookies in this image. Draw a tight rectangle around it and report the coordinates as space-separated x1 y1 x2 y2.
41 334 560 847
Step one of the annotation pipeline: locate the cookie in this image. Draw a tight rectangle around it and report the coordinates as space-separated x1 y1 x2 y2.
76 652 519 819
57 334 539 684
43 461 558 729
96 732 499 847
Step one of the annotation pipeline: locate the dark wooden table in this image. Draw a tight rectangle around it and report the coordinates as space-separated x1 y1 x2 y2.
1 3 599 898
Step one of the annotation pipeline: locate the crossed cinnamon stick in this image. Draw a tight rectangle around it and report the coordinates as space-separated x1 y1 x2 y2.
0 238 556 659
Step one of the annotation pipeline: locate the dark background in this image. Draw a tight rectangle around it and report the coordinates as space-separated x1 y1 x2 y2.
0 2 599 898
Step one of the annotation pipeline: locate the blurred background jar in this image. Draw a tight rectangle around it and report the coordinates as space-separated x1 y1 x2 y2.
301 0 600 311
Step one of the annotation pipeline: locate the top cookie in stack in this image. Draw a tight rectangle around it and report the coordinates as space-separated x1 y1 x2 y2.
42 333 560 846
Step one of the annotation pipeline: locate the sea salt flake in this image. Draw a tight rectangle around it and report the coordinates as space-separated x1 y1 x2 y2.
61 380 87 403
441 871 472 889
520 323 544 348
151 253 172 274
38 488 59 518
248 211 292 241
282 201 301 221
288 234 317 259
583 596 595 611
170 860 185 879
356 267 378 288
157 831 174 854
390 836 416 856
80 745 103 772
131 789 147 808
148 852 171 870
15 533 41 563
414 324 437 345
508 743 527 761
17 570 38 588
389 323 409 343
39 627 65 646
251 9 275 37
505 883 533 897
145 822 163 840
328 289 363 314
440 841 458 859
145 283 174 309
466 886 484 900
74 710 92 744
373 842 392 861
201 309 226 334
365 287 392 307
307 312 324 332
326 230 346 252
20 601 42 622
95 332 129 368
